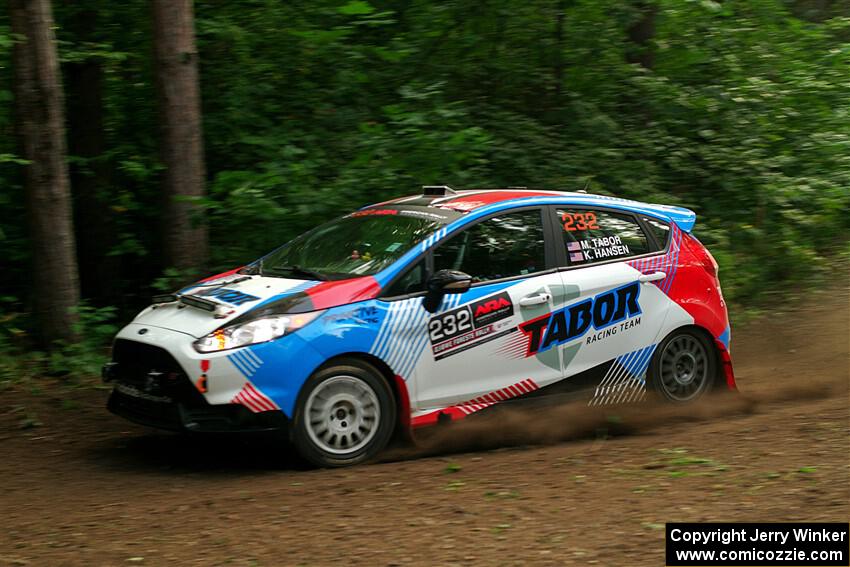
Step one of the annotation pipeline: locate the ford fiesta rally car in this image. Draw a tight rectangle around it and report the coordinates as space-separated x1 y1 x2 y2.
104 186 735 467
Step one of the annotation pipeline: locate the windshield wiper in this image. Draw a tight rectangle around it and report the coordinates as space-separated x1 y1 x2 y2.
264 264 328 281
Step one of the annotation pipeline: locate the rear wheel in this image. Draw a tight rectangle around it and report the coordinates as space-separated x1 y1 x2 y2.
648 329 715 402
291 359 395 467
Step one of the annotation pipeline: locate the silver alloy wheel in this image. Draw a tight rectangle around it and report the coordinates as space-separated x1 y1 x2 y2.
304 375 380 455
659 333 710 401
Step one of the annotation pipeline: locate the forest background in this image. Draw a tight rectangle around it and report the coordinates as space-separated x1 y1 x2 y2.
1 0 848 376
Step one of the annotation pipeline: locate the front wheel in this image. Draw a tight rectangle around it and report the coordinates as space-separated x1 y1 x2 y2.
647 329 715 403
291 359 396 467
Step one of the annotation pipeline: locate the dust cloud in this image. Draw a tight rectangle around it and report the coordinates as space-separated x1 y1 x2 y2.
383 372 842 462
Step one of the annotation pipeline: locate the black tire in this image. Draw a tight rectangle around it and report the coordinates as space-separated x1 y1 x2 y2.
647 329 716 403
291 358 396 468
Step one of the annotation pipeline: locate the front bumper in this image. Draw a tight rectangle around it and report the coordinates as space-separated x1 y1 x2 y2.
109 322 324 418
104 335 288 433
107 388 287 433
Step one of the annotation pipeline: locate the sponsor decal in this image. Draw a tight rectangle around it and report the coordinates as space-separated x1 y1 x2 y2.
585 316 641 344
519 281 641 356
471 291 514 327
434 200 485 212
325 305 380 325
562 211 599 232
429 306 473 345
568 235 631 263
354 305 380 324
192 287 260 306
429 291 517 360
349 209 399 217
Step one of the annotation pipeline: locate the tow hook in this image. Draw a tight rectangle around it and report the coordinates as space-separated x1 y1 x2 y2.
101 362 118 383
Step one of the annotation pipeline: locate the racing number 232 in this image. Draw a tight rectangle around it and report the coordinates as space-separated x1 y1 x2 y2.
563 212 599 232
429 309 472 343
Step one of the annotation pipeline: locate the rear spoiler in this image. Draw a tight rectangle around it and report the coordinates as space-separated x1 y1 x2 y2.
653 205 696 233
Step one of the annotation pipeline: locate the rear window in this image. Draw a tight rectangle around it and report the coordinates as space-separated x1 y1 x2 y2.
555 208 650 266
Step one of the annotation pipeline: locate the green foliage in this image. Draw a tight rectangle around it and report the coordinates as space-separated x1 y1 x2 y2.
49 303 118 377
0 0 848 360
189 0 850 297
152 267 202 293
0 296 31 383
0 300 117 383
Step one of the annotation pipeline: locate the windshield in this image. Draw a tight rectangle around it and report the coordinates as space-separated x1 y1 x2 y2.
255 210 446 280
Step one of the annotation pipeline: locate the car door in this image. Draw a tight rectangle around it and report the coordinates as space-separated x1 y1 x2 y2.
547 206 673 403
411 207 572 410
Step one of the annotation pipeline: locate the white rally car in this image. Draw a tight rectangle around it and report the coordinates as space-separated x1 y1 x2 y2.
104 187 735 467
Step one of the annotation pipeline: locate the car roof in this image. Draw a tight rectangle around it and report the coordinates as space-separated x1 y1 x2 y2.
368 189 697 233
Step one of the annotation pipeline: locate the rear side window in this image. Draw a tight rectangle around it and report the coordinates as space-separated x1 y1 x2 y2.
643 216 671 249
555 209 650 266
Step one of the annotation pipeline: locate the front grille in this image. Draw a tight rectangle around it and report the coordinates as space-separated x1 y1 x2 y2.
110 339 205 406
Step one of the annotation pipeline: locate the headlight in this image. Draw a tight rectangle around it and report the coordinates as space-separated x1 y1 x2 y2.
193 311 325 353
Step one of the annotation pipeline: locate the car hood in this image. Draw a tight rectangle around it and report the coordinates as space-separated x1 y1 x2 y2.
131 274 381 338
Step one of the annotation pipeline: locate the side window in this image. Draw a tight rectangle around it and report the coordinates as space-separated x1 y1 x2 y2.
384 259 425 296
433 209 546 282
643 216 671 249
556 209 650 266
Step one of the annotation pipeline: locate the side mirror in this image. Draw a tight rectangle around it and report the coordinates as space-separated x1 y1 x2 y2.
422 270 472 313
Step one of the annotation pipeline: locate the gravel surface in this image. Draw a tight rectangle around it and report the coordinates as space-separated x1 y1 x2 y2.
1 284 847 566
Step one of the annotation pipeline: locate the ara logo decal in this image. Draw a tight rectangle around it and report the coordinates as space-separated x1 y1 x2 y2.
193 287 260 306
519 281 641 356
475 297 511 316
471 292 514 327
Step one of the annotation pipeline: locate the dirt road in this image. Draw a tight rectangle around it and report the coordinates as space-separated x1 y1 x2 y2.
1 284 848 566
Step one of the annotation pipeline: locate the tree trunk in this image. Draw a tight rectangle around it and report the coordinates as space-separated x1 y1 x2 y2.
152 0 209 272
626 1 657 70
64 2 116 303
553 0 567 99
10 0 81 346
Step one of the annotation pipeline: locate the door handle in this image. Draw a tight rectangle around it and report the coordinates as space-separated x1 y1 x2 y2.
519 293 552 307
638 271 666 283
